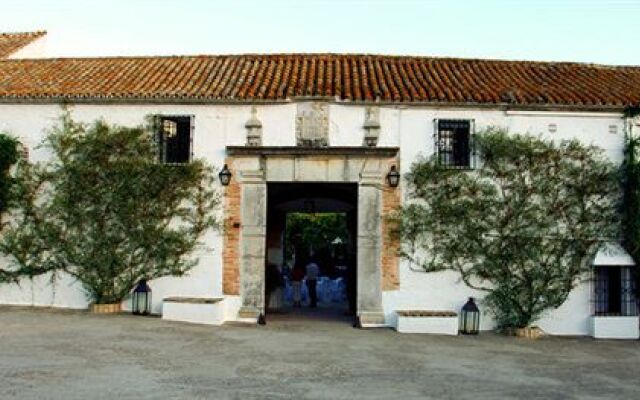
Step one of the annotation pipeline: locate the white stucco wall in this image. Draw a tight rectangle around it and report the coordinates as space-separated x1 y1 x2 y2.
0 101 629 335
386 106 627 335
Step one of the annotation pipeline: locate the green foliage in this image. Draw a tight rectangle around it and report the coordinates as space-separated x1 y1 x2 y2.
0 133 20 282
0 114 220 303
0 133 19 217
285 212 349 261
622 136 640 281
397 127 619 329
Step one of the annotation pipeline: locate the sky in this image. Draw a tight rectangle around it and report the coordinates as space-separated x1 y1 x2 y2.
1 0 639 65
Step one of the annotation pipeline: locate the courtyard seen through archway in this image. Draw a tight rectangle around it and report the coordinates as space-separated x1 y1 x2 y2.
264 183 358 324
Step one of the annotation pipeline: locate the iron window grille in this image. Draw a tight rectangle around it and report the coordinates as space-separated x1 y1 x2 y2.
434 119 475 169
593 266 638 317
155 115 194 164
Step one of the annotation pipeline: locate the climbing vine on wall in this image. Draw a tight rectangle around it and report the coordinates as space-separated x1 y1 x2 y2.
0 114 221 303
622 107 640 296
0 133 19 222
396 128 620 329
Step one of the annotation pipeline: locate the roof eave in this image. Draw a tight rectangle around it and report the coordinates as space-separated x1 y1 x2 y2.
0 96 627 113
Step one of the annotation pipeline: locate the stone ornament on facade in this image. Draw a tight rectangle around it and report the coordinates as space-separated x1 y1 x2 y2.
295 102 329 147
245 106 262 146
363 106 380 147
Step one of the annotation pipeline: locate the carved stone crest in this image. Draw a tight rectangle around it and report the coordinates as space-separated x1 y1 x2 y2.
363 106 380 147
296 102 329 147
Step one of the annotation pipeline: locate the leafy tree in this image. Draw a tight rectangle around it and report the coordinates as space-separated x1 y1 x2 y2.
0 115 220 303
397 128 619 329
622 111 640 298
0 133 20 221
0 133 20 282
285 212 349 262
622 136 640 263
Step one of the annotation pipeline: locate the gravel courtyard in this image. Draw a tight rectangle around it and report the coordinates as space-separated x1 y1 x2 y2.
0 307 639 400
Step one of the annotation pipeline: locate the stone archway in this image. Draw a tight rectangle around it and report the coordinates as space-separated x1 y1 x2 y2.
224 146 399 327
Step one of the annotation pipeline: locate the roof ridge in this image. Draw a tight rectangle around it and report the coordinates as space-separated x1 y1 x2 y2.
1 52 638 70
0 30 47 38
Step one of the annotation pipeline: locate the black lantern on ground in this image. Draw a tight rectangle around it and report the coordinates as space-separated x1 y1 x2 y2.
460 297 480 334
132 279 151 315
219 164 232 186
386 165 400 188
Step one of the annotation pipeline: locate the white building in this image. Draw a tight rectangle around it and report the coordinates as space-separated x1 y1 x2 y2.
0 31 639 338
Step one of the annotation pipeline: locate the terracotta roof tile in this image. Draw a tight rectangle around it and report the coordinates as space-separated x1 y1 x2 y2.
0 31 46 58
0 53 639 109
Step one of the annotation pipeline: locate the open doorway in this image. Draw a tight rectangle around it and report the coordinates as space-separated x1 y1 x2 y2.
264 183 358 323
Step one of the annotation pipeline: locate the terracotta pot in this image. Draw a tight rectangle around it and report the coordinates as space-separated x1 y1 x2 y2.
506 326 545 339
89 303 122 314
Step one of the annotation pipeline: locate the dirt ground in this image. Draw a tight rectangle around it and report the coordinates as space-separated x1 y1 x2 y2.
0 307 639 400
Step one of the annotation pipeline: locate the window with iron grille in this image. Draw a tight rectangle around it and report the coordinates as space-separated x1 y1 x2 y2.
434 119 474 169
593 266 638 316
156 115 193 164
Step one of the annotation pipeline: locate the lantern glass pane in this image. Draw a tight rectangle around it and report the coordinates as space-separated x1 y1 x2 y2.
136 293 148 314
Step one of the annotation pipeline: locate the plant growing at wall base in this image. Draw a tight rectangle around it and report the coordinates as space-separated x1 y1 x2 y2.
396 128 619 329
0 115 220 304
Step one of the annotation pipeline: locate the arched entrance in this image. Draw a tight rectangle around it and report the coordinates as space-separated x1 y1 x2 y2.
226 146 398 327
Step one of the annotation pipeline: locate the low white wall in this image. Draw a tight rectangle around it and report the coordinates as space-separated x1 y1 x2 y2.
0 233 222 316
0 272 87 309
383 262 593 335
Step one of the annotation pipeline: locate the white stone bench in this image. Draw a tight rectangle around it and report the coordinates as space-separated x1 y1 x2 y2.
396 310 459 335
162 297 225 326
590 316 640 339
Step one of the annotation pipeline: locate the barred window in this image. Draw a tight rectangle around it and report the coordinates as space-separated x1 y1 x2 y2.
156 115 193 164
593 266 638 316
435 119 474 169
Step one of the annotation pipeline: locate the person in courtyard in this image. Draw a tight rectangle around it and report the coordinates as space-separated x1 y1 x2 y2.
305 258 320 308
290 262 304 307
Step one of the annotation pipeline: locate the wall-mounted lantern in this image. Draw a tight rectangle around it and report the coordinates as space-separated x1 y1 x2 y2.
386 165 400 188
459 297 480 334
363 106 380 147
132 279 152 315
219 164 232 186
245 106 263 146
